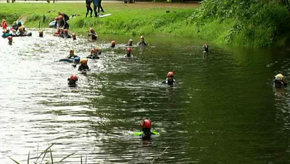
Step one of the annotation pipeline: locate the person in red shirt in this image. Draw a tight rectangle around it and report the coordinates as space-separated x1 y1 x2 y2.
1 19 7 30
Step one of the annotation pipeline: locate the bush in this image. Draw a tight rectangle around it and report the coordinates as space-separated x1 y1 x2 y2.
191 0 290 47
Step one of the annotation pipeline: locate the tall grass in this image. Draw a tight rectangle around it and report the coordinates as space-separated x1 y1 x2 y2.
8 143 84 164
190 0 290 47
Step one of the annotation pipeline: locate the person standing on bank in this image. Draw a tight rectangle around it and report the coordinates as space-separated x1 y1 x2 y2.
86 0 93 17
92 0 99 17
98 0 105 13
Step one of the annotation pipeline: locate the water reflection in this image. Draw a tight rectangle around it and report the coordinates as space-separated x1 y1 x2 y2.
1 29 290 163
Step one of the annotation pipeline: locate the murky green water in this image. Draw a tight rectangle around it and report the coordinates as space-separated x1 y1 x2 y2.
1 29 290 163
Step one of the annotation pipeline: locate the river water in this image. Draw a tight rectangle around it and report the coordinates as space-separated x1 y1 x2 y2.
1 29 290 164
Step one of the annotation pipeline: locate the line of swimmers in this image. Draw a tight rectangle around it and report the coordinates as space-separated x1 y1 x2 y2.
66 47 176 87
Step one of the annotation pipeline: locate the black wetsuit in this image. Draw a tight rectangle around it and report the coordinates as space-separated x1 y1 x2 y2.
163 78 175 86
97 0 105 13
64 21 70 29
12 24 19 31
203 45 209 53
59 19 69 29
87 54 99 59
274 80 287 88
60 33 71 38
88 32 97 40
86 0 93 17
138 41 147 46
142 128 154 139
62 13 70 22
78 65 90 71
126 43 133 46
126 53 132 58
68 79 77 87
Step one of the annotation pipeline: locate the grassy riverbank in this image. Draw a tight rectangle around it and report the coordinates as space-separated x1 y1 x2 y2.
1 2 290 47
0 3 199 36
191 0 290 48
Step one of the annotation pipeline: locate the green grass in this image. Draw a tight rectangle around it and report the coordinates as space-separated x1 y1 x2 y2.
0 3 197 37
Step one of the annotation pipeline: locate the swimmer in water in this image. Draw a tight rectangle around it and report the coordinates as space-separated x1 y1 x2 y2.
68 74 78 87
72 33 76 40
203 44 209 57
67 49 79 59
39 30 44 37
88 27 98 41
60 29 71 38
126 39 133 46
141 118 155 139
111 40 116 48
137 35 147 46
78 59 90 71
87 48 100 59
8 36 13 45
125 48 133 58
162 71 175 86
274 73 287 88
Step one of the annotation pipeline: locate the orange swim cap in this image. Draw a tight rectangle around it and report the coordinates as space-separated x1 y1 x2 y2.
80 59 88 65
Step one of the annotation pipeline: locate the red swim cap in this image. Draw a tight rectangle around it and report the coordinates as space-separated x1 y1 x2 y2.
167 71 174 77
70 75 78 81
127 48 132 52
141 119 152 128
